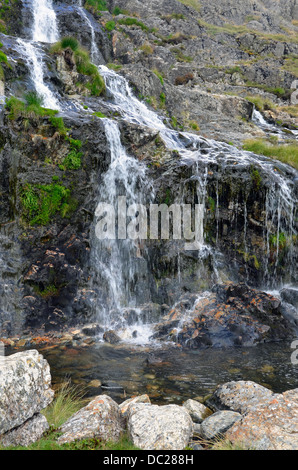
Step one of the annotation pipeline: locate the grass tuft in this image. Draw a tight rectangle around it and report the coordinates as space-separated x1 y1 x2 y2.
243 138 298 169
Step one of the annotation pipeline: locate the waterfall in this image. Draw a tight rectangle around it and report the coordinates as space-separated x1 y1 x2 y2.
97 65 297 291
31 0 59 43
77 1 101 64
16 39 60 110
14 0 60 109
91 119 153 340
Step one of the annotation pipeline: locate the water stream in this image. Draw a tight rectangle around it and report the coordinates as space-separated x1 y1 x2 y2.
0 0 297 402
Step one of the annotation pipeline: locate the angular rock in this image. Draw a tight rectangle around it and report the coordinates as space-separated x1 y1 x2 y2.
200 410 242 440
120 394 151 418
226 389 298 450
206 380 274 414
0 413 49 448
0 350 54 434
182 399 211 423
127 403 193 450
57 395 123 444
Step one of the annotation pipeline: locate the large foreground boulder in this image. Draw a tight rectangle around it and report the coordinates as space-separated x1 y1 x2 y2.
57 395 123 444
0 350 54 438
207 381 298 450
206 380 274 414
127 403 193 450
226 389 298 450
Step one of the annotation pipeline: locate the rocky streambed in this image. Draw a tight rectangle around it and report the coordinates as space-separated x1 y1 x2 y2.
0 349 297 450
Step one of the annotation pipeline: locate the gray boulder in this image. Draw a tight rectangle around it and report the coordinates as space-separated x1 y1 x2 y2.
206 380 274 414
127 403 193 450
57 395 123 444
200 410 242 440
0 350 54 435
182 399 211 423
0 414 49 448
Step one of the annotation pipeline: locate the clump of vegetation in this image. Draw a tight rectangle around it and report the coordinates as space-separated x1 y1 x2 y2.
171 47 193 62
250 165 262 190
92 111 106 118
178 0 201 13
50 37 105 97
112 6 124 16
85 0 108 13
105 20 116 31
20 182 74 226
106 62 122 71
243 138 298 170
152 69 164 85
175 72 194 86
5 94 58 120
140 42 154 55
245 95 276 112
117 17 150 32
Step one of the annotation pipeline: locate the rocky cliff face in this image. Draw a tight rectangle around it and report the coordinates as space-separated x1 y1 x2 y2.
0 0 297 345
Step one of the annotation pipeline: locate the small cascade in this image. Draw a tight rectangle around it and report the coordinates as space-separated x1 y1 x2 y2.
31 0 59 44
77 0 101 64
97 65 297 293
252 108 298 140
16 38 60 110
14 0 61 109
91 119 154 341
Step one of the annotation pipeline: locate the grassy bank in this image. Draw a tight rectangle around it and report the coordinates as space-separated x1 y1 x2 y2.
243 139 298 169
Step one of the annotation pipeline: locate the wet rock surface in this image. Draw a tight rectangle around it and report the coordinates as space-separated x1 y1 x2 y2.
152 283 297 348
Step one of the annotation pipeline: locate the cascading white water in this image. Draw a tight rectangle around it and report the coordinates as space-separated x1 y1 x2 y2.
98 65 297 292
77 0 101 64
16 39 60 110
31 0 59 43
91 119 154 341
15 0 60 109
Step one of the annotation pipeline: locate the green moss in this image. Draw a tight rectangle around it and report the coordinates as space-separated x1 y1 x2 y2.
250 166 262 190
20 183 72 226
105 20 116 31
117 17 150 32
5 96 59 120
152 68 164 85
63 149 83 170
85 0 108 12
92 111 106 118
49 116 68 135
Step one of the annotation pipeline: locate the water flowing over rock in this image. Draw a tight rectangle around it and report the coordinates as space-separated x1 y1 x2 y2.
0 350 54 442
0 0 296 348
